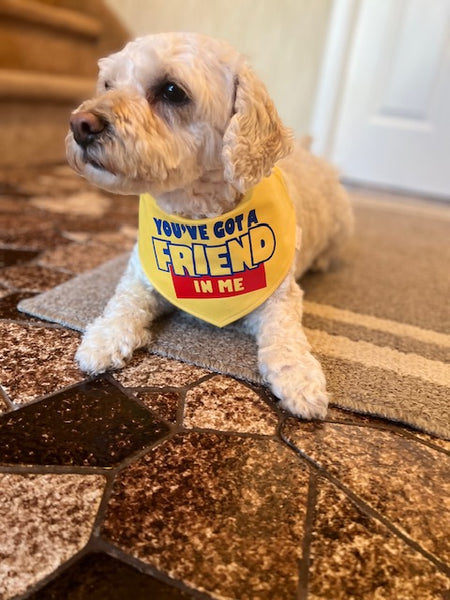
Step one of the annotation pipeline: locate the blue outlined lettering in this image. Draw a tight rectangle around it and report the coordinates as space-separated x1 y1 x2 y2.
151 223 275 277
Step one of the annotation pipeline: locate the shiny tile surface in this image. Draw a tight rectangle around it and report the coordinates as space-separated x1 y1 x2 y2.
0 473 105 599
184 375 278 434
0 378 169 467
282 419 450 562
28 553 196 599
103 433 310 600
0 291 36 320
0 263 72 292
0 247 40 268
1 165 449 599
114 351 210 388
39 241 127 274
0 321 83 404
307 478 449 600
134 389 181 423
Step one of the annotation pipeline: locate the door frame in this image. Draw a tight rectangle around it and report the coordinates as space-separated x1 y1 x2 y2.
310 0 361 158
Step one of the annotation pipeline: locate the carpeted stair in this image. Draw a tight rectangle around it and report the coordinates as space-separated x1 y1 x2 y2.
0 0 129 167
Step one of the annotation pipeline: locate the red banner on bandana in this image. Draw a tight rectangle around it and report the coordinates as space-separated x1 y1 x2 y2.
171 264 267 299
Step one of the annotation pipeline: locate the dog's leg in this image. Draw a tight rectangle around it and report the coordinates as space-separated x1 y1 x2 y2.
245 274 328 419
76 246 172 374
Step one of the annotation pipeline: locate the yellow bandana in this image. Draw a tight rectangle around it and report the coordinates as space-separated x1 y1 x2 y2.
138 167 296 327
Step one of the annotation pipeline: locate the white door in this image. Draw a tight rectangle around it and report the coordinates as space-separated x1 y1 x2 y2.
314 0 450 199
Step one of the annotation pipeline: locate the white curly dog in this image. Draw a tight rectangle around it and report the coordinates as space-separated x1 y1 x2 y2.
66 32 353 419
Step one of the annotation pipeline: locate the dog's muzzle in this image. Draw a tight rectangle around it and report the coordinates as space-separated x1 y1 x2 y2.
70 111 106 148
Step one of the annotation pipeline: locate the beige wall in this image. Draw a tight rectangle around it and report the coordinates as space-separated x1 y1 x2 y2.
104 0 331 136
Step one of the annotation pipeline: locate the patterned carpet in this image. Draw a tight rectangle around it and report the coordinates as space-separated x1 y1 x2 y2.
0 165 449 599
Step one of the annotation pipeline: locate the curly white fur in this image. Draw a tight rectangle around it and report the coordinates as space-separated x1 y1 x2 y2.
66 32 354 419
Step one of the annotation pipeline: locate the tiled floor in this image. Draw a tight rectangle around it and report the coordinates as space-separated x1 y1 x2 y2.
0 165 449 599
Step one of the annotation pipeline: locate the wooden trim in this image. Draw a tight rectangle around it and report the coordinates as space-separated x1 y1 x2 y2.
0 0 101 38
0 70 95 102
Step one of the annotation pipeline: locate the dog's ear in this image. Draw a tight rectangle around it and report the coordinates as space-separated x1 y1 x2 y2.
222 61 293 193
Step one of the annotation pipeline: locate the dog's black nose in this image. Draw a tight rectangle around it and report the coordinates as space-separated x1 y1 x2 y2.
70 111 105 147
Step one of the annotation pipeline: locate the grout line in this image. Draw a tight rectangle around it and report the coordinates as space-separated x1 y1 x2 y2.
89 471 117 539
323 416 450 456
14 546 90 600
297 469 319 600
34 260 77 275
109 429 176 474
0 385 14 411
0 316 68 330
0 464 114 475
182 372 218 390
94 539 216 599
177 426 279 440
0 376 93 414
105 374 178 432
281 435 450 577
394 428 450 456
176 387 187 428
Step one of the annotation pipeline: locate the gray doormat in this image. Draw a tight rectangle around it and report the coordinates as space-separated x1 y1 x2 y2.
19 198 450 439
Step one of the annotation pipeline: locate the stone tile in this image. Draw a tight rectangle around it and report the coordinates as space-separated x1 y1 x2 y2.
30 191 112 217
0 227 69 251
134 390 181 423
57 210 139 237
184 375 278 434
0 165 90 197
28 553 195 600
325 406 390 426
326 407 450 452
63 228 137 252
0 264 72 292
53 193 139 236
307 478 449 600
0 322 83 404
0 195 29 213
0 378 169 467
0 212 68 250
114 352 210 389
0 291 37 321
103 433 310 600
412 431 450 453
0 200 40 220
282 420 450 563
90 226 137 249
0 473 105 599
0 394 8 413
39 242 123 274
0 247 40 268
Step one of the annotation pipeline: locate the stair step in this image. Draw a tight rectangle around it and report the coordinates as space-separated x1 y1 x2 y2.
0 0 129 167
0 70 95 103
0 0 101 38
0 9 102 77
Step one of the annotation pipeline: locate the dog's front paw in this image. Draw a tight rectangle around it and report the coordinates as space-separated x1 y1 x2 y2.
76 318 151 375
259 350 329 419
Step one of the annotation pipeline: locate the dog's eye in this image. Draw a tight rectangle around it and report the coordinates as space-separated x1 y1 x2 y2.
158 81 190 105
104 81 111 90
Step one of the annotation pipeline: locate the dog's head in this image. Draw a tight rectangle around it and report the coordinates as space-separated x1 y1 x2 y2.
66 32 293 198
